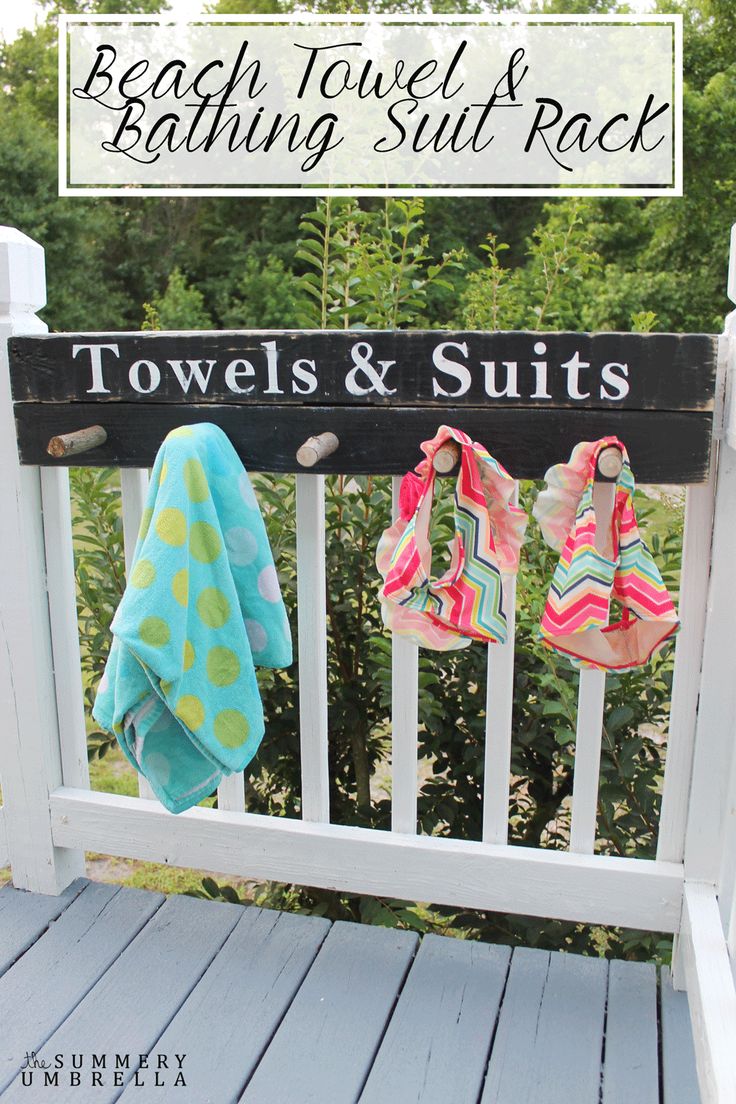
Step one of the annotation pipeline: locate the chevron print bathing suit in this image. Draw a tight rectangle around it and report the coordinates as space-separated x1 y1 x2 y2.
376 426 527 651
537 437 679 671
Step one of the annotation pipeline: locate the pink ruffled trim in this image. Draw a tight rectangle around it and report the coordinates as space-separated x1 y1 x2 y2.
533 437 625 552
415 425 527 575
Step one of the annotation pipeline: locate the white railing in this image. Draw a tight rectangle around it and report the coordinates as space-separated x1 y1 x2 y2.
0 802 8 870
2 226 736 1101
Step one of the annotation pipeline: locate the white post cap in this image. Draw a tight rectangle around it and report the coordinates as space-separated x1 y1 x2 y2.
0 226 46 314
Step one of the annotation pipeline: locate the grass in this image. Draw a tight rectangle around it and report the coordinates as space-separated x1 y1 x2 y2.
85 746 254 899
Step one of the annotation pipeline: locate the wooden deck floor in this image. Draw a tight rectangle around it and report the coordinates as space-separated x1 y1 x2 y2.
0 878 699 1103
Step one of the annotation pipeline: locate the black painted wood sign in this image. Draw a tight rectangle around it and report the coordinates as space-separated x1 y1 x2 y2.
9 330 719 481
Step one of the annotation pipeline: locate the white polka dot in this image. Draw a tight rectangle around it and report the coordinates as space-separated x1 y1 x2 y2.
99 671 109 693
225 526 258 566
145 751 171 786
239 473 258 509
258 564 281 603
246 619 268 653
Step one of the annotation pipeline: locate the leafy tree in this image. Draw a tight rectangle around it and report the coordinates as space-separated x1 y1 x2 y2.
142 268 214 330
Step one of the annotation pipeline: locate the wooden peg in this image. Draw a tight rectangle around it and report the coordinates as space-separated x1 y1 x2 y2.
296 431 339 468
47 425 107 459
597 445 624 480
433 441 461 473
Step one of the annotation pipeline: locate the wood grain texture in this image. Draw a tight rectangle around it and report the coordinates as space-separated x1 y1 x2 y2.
296 473 330 823
676 883 736 1104
13 402 713 481
390 474 419 835
0 878 85 978
657 481 717 864
0 881 163 1092
40 467 90 792
119 906 330 1104
0 807 7 869
240 921 418 1104
661 965 702 1104
570 667 607 854
359 933 511 1104
49 787 685 931
0 879 703 1104
0 228 85 893
1 893 242 1104
482 946 608 1104
8 330 717 410
602 960 659 1104
684 446 736 883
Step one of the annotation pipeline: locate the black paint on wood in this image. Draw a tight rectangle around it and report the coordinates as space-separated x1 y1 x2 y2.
9 330 718 411
14 402 713 482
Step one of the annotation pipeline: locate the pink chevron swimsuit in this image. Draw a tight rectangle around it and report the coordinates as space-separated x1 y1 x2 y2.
376 426 527 651
534 437 679 672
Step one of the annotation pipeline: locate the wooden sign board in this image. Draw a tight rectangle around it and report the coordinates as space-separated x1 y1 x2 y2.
9 330 719 481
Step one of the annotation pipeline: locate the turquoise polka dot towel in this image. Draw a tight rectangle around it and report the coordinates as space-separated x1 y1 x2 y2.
92 423 292 813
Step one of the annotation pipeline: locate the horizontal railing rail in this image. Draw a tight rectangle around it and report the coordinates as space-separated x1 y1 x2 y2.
50 787 684 932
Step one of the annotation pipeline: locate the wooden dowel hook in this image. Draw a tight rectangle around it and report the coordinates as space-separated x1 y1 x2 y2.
433 441 461 473
596 445 624 480
296 431 339 468
47 425 107 459
595 446 626 481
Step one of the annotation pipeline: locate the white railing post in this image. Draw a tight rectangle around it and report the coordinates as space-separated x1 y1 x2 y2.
680 324 736 893
0 226 85 893
672 230 736 996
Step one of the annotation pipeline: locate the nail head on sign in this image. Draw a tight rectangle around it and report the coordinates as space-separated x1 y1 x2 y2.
296 431 339 468
597 446 624 479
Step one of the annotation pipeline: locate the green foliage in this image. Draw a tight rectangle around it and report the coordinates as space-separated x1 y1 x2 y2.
219 255 302 329
69 467 126 760
142 267 213 330
189 875 459 935
462 203 601 330
295 197 464 329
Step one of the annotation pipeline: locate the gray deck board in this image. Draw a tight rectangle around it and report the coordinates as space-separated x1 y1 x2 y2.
603 960 660 1104
2 893 242 1103
118 906 330 1104
0 879 85 978
240 920 419 1104
661 966 702 1104
0 882 702 1103
482 945 609 1104
0 881 163 1093
359 933 511 1104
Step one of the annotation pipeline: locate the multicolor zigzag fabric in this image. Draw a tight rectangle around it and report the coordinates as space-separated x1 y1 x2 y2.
536 436 680 672
376 426 527 651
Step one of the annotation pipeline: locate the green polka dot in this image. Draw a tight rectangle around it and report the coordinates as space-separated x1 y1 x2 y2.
175 694 205 731
155 507 186 547
160 679 173 697
138 507 153 542
206 646 240 687
159 461 168 486
167 426 194 440
183 639 195 671
214 709 250 749
190 521 222 564
139 616 170 648
184 458 209 503
130 558 155 588
172 568 189 607
196 587 230 628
